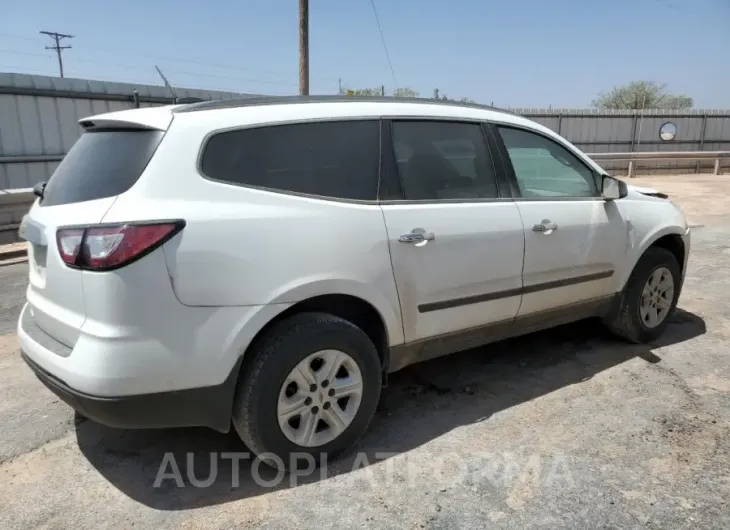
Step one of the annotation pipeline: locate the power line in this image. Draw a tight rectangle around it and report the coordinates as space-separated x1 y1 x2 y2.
0 32 331 93
39 30 73 78
0 32 340 83
368 0 398 89
0 48 52 58
0 63 59 76
82 58 301 87
0 47 301 88
0 49 306 94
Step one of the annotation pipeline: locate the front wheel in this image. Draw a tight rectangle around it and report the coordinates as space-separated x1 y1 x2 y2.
231 312 382 470
603 246 681 343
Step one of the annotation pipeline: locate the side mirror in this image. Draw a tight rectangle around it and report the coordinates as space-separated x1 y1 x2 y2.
601 175 627 200
32 181 46 199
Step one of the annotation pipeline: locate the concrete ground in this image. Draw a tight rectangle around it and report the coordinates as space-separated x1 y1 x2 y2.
0 174 728 529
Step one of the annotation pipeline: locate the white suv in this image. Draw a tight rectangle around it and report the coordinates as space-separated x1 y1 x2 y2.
18 96 690 468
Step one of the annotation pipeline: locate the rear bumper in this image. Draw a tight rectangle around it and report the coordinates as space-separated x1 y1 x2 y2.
21 351 240 432
18 287 289 431
17 296 286 396
20 246 291 396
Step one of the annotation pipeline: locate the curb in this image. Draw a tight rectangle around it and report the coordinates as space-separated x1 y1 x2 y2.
0 255 27 267
0 247 28 266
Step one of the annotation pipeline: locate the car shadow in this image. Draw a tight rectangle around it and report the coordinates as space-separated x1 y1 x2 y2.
75 308 706 510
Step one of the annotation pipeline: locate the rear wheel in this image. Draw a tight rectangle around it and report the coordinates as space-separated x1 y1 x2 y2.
232 312 382 470
603 246 681 343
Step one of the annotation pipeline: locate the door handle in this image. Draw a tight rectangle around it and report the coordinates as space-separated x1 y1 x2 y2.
532 220 558 235
398 228 435 244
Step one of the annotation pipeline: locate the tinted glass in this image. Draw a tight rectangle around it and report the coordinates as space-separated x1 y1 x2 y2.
497 126 598 198
201 120 380 201
41 130 164 207
391 121 498 200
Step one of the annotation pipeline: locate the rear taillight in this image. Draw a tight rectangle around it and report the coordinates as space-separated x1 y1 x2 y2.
56 228 84 265
56 220 184 271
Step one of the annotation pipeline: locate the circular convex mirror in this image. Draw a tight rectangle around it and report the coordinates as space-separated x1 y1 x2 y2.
659 122 677 141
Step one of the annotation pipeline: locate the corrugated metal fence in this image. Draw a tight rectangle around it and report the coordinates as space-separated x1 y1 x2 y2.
0 73 255 189
1 73 729 189
514 108 730 174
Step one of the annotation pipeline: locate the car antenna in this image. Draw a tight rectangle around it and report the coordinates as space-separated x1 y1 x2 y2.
154 65 205 105
154 65 178 100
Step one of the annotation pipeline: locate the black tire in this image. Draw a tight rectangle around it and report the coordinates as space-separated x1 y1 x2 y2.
231 312 382 471
73 410 87 426
603 246 681 343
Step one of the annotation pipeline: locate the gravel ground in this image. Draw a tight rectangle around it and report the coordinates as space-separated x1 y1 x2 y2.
0 175 728 529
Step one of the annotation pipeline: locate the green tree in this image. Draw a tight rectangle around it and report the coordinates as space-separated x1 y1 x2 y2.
438 95 475 103
432 90 475 103
592 81 693 110
339 87 383 96
339 86 419 97
392 87 419 98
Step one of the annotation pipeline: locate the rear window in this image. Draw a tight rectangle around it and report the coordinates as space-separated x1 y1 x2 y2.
41 129 164 207
200 120 380 201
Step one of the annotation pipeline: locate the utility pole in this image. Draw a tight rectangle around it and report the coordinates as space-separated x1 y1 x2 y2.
299 0 309 95
381 85 385 96
433 88 439 99
40 30 74 78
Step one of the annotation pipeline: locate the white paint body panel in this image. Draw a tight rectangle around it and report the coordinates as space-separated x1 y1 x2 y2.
18 99 690 399
21 197 116 348
613 186 690 290
18 254 290 396
381 202 524 341
515 200 627 315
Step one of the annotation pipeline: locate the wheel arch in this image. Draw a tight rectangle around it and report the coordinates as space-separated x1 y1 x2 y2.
246 293 393 372
618 226 688 293
264 279 403 344
215 281 403 431
648 233 686 275
226 289 399 414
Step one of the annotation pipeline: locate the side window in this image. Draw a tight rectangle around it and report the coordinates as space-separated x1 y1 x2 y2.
201 120 380 201
391 121 499 200
497 126 598 198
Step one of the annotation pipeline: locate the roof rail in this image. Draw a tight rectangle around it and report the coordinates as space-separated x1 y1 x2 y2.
172 94 518 116
173 96 205 104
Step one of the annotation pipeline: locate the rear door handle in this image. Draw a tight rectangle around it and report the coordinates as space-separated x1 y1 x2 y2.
398 228 435 244
532 220 558 235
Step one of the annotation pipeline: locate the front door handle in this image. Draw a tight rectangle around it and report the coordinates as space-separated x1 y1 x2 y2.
532 220 558 235
398 228 435 244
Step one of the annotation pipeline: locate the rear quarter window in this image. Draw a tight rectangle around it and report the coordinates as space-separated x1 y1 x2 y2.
200 120 381 201
41 129 164 207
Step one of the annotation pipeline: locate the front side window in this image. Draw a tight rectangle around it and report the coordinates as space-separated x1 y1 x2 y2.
497 126 598 198
391 121 499 200
201 120 380 201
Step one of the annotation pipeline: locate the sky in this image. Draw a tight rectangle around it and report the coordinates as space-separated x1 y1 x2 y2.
1 0 728 108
